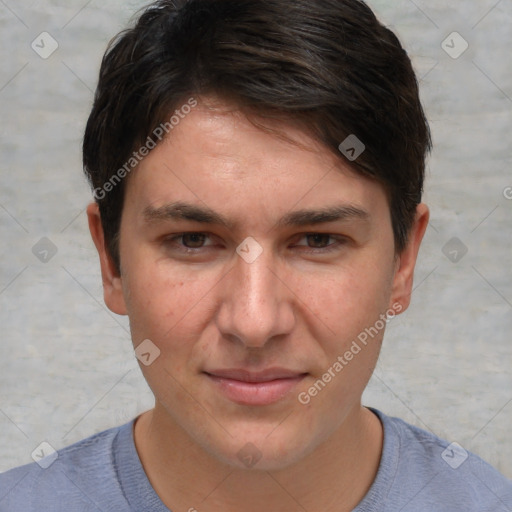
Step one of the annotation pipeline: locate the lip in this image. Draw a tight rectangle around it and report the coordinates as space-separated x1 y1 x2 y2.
204 368 307 406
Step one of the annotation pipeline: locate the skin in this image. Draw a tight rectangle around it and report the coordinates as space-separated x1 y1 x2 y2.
88 95 429 512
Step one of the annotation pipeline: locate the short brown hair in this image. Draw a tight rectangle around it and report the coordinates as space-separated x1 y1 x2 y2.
83 0 431 272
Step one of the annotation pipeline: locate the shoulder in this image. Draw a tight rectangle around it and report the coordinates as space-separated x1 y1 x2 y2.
0 421 133 512
372 409 512 511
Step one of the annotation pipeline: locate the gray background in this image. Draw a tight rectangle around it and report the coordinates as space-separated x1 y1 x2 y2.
0 0 511 479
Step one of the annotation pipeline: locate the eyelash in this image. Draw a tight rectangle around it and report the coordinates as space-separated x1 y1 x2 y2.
163 232 347 254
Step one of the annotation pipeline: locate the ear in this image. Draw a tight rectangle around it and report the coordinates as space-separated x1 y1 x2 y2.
87 202 127 315
389 203 430 313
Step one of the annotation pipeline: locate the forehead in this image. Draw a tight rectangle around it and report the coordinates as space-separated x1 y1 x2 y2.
124 97 389 228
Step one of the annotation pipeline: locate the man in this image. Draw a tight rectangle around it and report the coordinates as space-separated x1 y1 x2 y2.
1 0 511 510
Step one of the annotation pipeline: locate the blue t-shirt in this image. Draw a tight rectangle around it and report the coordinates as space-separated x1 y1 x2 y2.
1 408 511 511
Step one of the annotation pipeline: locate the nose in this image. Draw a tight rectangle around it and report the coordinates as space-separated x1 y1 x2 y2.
215 244 296 349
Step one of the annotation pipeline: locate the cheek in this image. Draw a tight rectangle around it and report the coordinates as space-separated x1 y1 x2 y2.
297 265 393 340
298 267 391 407
121 258 218 348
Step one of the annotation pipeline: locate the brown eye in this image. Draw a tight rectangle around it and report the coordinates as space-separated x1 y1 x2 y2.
293 233 348 254
306 234 332 248
163 232 214 253
180 233 207 248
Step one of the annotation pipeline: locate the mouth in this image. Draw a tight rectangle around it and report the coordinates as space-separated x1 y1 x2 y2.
203 368 308 406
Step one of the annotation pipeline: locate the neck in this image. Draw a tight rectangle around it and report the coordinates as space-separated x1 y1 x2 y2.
133 404 383 512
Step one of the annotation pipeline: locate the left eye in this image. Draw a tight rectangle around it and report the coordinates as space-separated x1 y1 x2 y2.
302 234 332 248
294 234 345 252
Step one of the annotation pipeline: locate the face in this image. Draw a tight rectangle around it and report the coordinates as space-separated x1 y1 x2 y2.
89 96 428 471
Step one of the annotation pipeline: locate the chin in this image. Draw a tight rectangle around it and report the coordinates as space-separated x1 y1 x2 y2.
204 424 320 472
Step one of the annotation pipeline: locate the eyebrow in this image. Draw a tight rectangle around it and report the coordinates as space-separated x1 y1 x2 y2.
142 201 370 230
